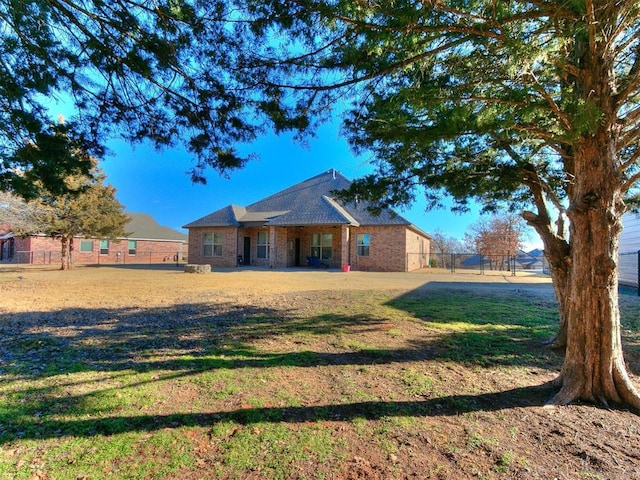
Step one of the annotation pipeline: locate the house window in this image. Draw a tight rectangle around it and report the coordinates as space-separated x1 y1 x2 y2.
311 233 333 260
80 240 93 253
213 233 222 256
128 240 137 255
257 231 269 259
357 233 370 256
99 240 109 255
203 233 213 257
203 233 223 257
202 232 222 257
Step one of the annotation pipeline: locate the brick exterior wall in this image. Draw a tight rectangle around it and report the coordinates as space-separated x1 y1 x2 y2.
405 227 431 271
187 227 238 268
273 227 288 268
298 226 343 268
2 235 186 266
190 226 347 269
345 226 430 272
237 227 271 267
348 226 407 272
186 224 431 272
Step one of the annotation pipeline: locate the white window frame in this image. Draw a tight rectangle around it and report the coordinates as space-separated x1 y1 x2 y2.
356 233 370 256
203 232 223 257
257 231 270 259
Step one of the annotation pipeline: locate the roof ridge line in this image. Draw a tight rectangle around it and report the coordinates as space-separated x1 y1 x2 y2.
321 195 360 226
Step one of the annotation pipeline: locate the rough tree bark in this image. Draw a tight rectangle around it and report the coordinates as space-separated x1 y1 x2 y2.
550 134 640 408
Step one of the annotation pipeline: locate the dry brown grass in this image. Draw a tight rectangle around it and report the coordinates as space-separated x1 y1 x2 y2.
1 264 553 312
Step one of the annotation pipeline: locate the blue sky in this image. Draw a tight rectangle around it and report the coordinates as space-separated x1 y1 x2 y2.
99 120 542 249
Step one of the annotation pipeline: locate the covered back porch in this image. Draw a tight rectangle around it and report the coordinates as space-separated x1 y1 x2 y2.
236 224 351 269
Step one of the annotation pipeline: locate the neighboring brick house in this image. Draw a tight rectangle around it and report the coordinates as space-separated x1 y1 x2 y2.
0 213 187 266
183 169 431 272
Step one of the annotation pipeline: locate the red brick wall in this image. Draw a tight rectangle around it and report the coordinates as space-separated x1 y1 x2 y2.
273 227 288 268
237 227 292 268
348 226 431 272
5 235 186 265
405 228 431 271
237 227 269 267
188 227 238 267
348 226 405 272
300 226 343 268
185 225 430 272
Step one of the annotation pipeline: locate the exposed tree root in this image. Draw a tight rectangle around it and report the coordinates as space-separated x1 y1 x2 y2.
545 367 640 412
613 359 640 412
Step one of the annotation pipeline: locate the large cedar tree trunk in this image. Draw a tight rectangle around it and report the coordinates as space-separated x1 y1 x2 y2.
550 136 640 409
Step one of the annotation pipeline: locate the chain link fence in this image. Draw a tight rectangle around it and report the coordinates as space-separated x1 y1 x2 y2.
427 252 549 276
4 250 188 267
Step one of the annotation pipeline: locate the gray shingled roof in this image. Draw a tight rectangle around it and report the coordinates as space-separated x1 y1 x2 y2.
183 170 415 229
125 213 187 242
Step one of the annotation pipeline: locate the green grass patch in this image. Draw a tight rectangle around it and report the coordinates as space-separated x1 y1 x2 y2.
0 430 195 480
210 420 342 479
388 291 560 367
400 368 437 397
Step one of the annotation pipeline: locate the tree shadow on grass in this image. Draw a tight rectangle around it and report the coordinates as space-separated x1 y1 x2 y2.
1 301 421 378
0 289 568 444
387 282 640 374
386 286 563 368
0 383 557 444
1 289 566 381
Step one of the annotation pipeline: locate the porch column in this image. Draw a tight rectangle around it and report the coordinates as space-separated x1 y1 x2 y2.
269 226 276 268
341 225 350 268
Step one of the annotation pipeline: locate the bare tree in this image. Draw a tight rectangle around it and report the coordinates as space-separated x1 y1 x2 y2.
0 191 47 233
466 215 525 270
430 230 463 269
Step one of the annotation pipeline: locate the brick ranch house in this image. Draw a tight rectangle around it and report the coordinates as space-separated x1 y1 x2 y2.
183 170 431 272
1 212 187 265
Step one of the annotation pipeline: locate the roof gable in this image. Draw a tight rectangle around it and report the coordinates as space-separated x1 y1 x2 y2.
183 205 243 228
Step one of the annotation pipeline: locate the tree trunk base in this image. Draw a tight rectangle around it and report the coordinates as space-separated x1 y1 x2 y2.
546 368 640 412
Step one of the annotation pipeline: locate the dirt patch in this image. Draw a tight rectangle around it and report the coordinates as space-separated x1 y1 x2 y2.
1 266 639 479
